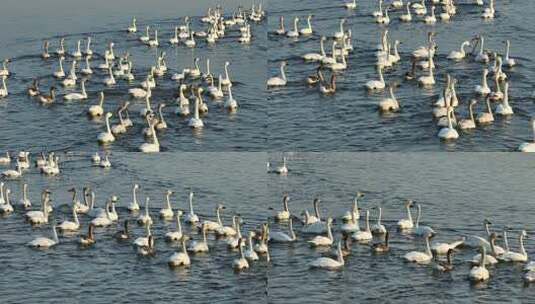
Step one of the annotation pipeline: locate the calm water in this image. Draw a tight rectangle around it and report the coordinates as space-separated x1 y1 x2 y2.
267 0 535 151
0 153 534 303
0 0 267 152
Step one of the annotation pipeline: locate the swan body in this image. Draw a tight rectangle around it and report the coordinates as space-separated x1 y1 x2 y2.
397 200 414 229
495 82 513 116
310 241 344 270
518 119 535 152
366 67 386 90
470 247 490 282
270 218 296 243
88 92 105 117
97 113 116 144
431 238 464 255
168 238 191 267
352 210 373 241
184 192 199 224
308 218 334 247
275 194 291 221
404 234 433 264
137 197 153 226
28 226 59 248
165 211 184 242
267 62 287 87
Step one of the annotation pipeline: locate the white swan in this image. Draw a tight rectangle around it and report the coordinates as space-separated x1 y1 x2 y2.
308 218 334 247
216 62 231 88
414 204 435 236
64 79 87 101
286 17 300 38
372 0 384 17
232 238 250 270
128 17 137 33
168 237 190 267
139 114 160 153
1 162 22 179
188 91 204 128
159 190 174 219
300 15 313 35
476 96 494 124
475 36 490 63
225 86 238 112
400 2 412 22
184 191 199 224
187 223 209 253
365 66 386 90
504 40 516 67
474 69 491 95
203 204 224 231
424 6 437 24
267 61 287 87
216 215 239 237
88 92 105 117
470 246 490 281
495 82 513 116
137 197 153 225
270 217 296 242
404 234 433 264
379 86 400 112
169 26 179 44
342 192 362 222
448 41 470 60
352 210 373 241
432 238 464 255
481 0 495 19
71 40 82 58
28 226 59 248
371 207 387 234
344 0 357 9
471 232 500 265
310 241 345 270
26 190 51 224
418 54 435 86
19 183 31 209
127 184 140 212
97 112 116 144
397 200 414 229
244 231 259 261
302 36 326 62
133 224 152 247
165 211 184 242
58 207 80 231
498 230 528 262
437 107 459 140
275 194 291 221
518 118 535 152
0 188 13 214
459 100 477 130
53 57 65 78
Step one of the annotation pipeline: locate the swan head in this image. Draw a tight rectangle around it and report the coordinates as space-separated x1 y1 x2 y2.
134 183 139 189
106 112 113 119
111 195 118 202
68 187 75 193
470 99 477 106
166 189 173 195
